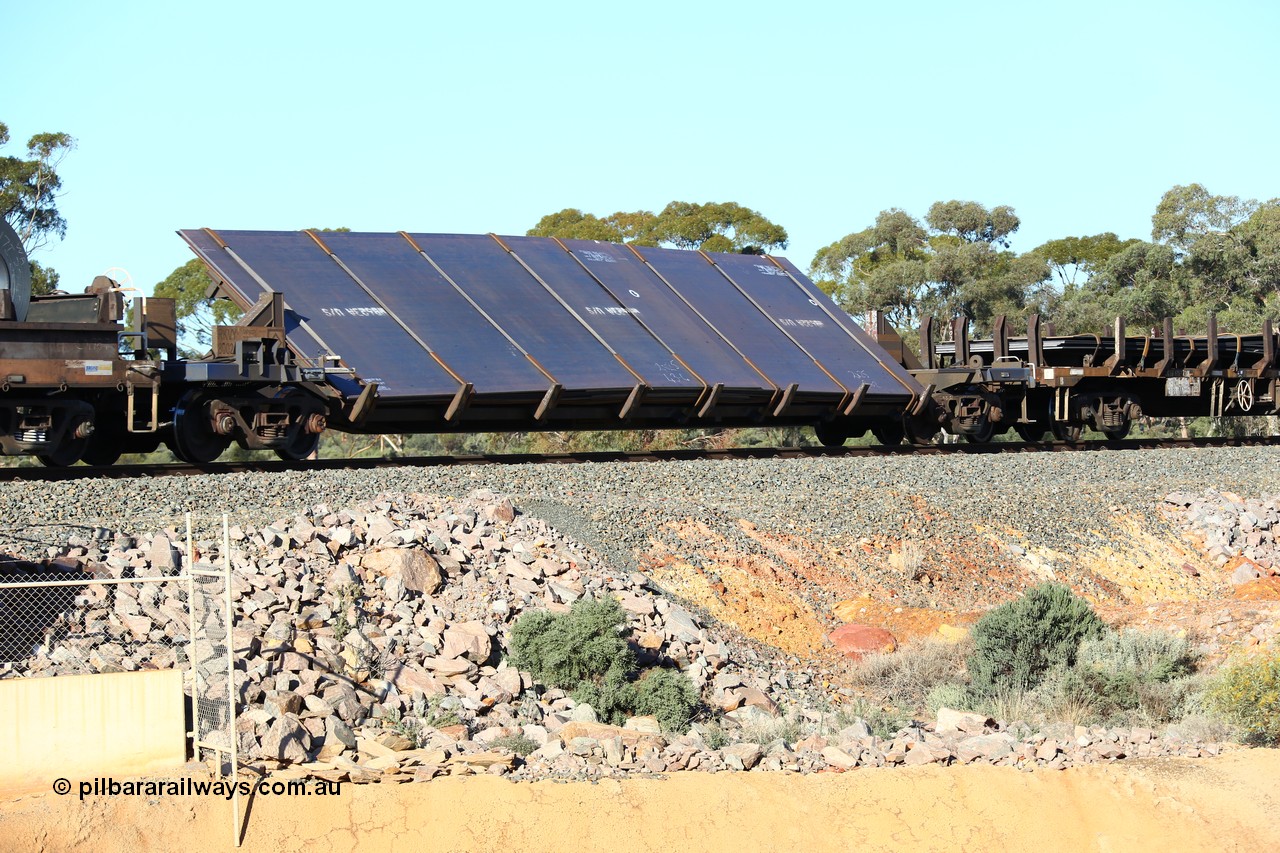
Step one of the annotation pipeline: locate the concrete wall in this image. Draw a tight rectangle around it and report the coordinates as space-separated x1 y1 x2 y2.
0 668 186 797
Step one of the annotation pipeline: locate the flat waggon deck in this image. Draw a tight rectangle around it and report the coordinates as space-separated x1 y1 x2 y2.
182 229 920 432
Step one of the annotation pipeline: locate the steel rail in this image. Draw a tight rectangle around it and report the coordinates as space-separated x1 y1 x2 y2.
0 435 1277 482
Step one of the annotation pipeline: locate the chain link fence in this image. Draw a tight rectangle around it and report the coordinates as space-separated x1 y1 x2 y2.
0 515 206 678
189 520 237 772
0 511 244 844
0 512 239 757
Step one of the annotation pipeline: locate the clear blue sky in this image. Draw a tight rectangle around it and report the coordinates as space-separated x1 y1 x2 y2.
5 0 1279 294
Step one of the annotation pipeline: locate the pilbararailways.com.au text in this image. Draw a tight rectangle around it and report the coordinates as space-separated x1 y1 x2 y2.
59 777 342 800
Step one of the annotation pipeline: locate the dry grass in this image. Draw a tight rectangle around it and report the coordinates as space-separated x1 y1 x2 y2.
851 637 972 712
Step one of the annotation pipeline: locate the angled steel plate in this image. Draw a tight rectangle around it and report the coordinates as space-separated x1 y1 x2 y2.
558 239 771 392
315 231 551 396
714 254 918 397
180 229 920 431
636 247 845 395
183 230 461 398
408 234 637 392
499 236 702 390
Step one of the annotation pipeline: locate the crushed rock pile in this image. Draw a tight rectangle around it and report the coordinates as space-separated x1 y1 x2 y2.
1164 489 1280 588
4 490 1245 782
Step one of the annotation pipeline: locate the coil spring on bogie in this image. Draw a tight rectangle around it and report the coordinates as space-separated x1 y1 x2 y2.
1098 398 1130 428
1099 409 1125 428
253 409 291 440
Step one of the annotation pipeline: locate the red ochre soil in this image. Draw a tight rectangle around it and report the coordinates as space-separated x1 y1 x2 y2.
637 512 1280 662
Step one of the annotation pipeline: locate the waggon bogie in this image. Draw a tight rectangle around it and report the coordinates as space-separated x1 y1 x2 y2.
895 312 1280 442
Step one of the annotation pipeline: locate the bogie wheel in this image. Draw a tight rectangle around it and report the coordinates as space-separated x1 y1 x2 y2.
962 418 995 444
170 392 231 464
81 441 122 467
38 432 89 467
872 422 905 446
1013 423 1047 442
904 420 939 446
1101 421 1131 441
81 424 124 466
1051 420 1083 442
275 429 321 461
813 422 847 448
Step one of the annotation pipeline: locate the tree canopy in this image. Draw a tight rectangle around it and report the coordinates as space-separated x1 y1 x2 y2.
528 201 788 255
809 186 1280 339
1050 184 1280 334
0 120 74 294
809 201 1049 335
152 258 240 355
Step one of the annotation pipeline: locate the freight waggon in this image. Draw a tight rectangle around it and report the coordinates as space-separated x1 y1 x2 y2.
0 222 1274 465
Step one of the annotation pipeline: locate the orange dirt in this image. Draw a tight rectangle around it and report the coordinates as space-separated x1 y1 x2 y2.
638 510 1280 663
3 751 1278 852
639 520 829 656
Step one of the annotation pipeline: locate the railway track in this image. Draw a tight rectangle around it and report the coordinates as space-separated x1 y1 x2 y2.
1 434 1277 482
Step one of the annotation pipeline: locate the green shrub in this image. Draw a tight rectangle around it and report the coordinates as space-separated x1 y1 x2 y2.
509 596 635 690
1076 629 1196 683
967 582 1106 696
382 708 424 748
572 671 638 725
925 682 969 715
1135 676 1205 723
490 732 539 757
508 597 708 733
421 695 461 729
633 668 700 732
1052 664 1137 721
699 722 729 749
1044 629 1201 724
1204 651 1280 745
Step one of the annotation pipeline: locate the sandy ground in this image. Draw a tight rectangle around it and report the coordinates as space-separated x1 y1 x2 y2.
1 750 1277 853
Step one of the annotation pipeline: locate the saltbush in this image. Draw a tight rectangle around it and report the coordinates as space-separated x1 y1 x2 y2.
967 582 1106 696
925 682 969 716
1076 629 1196 683
508 596 702 733
1204 651 1280 745
572 672 637 725
1047 629 1201 723
490 732 539 757
509 596 635 690
633 667 699 732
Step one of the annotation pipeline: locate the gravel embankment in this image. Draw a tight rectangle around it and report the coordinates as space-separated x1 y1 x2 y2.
0 489 1245 784
2 446 1276 613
